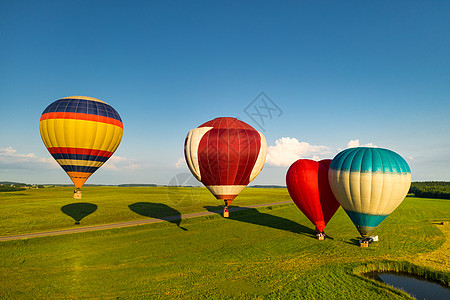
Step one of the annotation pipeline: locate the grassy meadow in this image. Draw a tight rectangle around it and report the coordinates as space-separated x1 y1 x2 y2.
0 186 289 235
0 187 449 299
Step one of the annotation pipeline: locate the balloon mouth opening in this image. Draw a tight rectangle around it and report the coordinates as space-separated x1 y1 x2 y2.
315 222 326 233
223 199 233 207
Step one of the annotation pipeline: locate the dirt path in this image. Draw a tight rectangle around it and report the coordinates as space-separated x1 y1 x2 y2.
0 201 293 242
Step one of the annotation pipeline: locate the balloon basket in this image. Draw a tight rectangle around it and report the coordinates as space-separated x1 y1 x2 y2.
441 221 448 225
73 190 82 199
316 232 325 240
359 236 376 247
223 207 229 218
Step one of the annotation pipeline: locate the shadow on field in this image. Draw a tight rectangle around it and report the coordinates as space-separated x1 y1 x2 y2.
204 206 317 238
344 238 361 246
129 202 188 231
61 203 98 225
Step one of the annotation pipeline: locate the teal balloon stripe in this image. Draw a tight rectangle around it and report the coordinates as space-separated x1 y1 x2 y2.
345 210 389 229
329 147 410 174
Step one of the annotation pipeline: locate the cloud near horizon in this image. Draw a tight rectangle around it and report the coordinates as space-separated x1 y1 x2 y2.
175 157 186 169
102 155 141 171
265 137 331 167
265 138 380 167
172 137 381 171
0 147 140 172
346 139 377 148
0 146 58 170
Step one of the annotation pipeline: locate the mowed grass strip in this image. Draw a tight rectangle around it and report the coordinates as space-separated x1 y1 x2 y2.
0 191 448 299
0 186 290 235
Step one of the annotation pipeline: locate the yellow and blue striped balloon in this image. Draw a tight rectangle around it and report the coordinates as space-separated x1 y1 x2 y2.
39 96 123 192
328 147 411 237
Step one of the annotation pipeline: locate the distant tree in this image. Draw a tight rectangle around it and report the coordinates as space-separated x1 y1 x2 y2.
0 185 25 192
409 182 450 199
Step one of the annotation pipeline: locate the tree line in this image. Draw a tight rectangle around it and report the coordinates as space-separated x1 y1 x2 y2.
409 181 450 199
0 182 44 192
0 185 26 192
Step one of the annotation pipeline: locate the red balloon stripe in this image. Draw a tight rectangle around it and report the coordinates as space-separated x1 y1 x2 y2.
40 112 123 129
47 147 114 158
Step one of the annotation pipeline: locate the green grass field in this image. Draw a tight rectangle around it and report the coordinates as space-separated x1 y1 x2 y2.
0 186 289 235
0 187 449 299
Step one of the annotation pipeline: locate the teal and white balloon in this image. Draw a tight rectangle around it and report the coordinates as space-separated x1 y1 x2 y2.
328 147 411 237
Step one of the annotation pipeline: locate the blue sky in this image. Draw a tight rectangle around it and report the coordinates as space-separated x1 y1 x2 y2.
1 1 449 185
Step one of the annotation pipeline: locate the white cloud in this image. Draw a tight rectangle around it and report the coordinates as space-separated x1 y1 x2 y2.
346 139 377 148
347 139 360 148
0 147 57 169
0 147 141 172
175 157 186 169
101 155 140 170
0 147 35 159
38 156 59 167
265 137 331 167
0 147 143 172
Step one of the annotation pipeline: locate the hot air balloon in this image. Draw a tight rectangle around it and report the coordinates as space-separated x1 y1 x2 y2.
328 147 411 245
286 159 340 239
184 117 267 217
40 96 123 199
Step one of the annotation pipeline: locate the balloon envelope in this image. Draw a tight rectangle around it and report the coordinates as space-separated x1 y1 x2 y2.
184 117 267 205
286 159 340 232
328 147 411 237
40 96 123 189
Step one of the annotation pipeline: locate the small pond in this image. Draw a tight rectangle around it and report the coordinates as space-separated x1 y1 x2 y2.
365 271 450 300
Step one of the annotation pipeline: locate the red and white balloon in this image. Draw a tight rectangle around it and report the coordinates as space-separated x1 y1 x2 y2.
184 117 267 215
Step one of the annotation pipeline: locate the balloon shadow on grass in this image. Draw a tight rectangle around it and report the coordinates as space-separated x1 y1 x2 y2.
204 205 317 238
61 203 98 225
343 237 363 246
129 202 188 231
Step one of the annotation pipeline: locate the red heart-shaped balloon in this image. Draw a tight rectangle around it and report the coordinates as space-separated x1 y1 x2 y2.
286 159 340 233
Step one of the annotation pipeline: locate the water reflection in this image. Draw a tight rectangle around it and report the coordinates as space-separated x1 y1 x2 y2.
366 271 450 300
